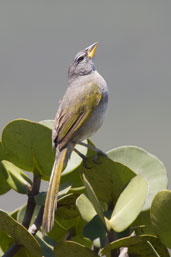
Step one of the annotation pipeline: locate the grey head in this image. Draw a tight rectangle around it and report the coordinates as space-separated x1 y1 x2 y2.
68 42 98 81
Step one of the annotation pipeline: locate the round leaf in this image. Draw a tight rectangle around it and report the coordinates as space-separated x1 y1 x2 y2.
81 155 135 205
0 210 42 257
108 146 168 210
1 119 55 179
110 175 148 232
150 190 171 248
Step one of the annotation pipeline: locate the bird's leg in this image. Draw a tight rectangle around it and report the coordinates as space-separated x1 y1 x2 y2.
77 141 107 156
73 148 91 169
76 141 107 164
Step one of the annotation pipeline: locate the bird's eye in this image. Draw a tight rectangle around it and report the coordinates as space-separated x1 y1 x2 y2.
77 55 84 63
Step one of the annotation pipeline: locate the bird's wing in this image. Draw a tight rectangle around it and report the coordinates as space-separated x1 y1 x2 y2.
53 82 102 149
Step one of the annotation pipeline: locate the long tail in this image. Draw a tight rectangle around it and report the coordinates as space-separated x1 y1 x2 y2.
42 147 68 234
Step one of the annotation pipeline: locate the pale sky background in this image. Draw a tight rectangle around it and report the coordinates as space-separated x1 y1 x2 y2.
0 0 171 211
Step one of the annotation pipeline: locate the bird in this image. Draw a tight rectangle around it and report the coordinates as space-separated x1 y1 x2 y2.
42 42 108 234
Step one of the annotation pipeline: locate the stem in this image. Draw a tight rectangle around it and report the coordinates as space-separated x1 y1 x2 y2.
28 206 44 236
22 173 41 228
2 244 21 257
107 230 120 257
3 172 41 257
106 203 120 257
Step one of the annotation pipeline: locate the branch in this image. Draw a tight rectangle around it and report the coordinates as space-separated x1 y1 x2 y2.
107 230 120 257
22 172 41 228
28 206 44 236
106 204 120 257
2 244 21 257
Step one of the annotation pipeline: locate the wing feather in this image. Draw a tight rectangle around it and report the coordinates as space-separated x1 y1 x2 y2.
53 82 102 149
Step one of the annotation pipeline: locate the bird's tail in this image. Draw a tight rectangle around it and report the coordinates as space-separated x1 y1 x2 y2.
42 147 69 234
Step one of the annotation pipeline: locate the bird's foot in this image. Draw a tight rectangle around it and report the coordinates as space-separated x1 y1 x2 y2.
74 148 91 169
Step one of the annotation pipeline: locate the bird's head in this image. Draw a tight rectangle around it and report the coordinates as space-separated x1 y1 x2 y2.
68 42 98 81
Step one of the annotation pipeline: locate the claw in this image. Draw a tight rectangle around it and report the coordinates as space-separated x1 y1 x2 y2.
82 157 92 169
92 153 102 165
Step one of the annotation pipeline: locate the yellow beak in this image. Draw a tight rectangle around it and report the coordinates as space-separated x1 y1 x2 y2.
87 42 98 59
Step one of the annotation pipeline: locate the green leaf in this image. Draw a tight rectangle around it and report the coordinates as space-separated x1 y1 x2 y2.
0 209 42 257
110 175 148 232
108 146 168 210
82 174 108 229
1 119 55 179
150 190 171 248
81 155 135 206
54 241 99 257
1 160 32 194
101 234 169 257
76 194 97 222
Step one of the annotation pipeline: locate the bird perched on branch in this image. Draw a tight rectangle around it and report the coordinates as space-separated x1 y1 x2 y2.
42 43 108 234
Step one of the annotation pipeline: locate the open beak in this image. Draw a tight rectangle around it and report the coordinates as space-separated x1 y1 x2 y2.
87 42 98 59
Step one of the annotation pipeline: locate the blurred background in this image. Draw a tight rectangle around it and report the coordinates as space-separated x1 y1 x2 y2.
0 0 171 211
